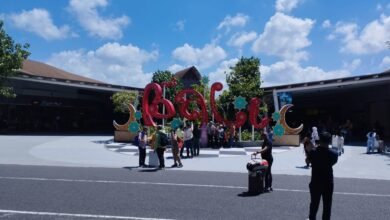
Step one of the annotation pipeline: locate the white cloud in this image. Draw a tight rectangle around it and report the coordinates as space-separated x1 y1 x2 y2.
69 0 130 39
330 14 390 54
322 19 331 28
252 12 315 62
46 42 158 87
9 9 73 40
228 31 257 48
380 56 390 69
217 13 249 32
261 60 351 87
275 0 303 13
175 20 185 31
168 64 185 73
172 43 227 69
207 58 239 90
342 59 361 71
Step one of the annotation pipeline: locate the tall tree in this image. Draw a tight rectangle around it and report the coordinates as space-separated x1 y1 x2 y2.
191 76 210 101
111 91 138 113
218 57 265 120
151 70 183 100
0 20 30 98
227 56 263 99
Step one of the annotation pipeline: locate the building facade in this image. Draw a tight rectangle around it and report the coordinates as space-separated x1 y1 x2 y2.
264 70 390 141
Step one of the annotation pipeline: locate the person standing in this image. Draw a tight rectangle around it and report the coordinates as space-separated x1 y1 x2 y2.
138 127 148 167
150 125 166 169
303 132 314 168
217 124 225 148
227 125 236 148
311 127 319 146
181 122 193 158
366 128 377 154
207 122 213 148
170 128 183 168
307 132 338 220
193 123 200 156
253 132 273 192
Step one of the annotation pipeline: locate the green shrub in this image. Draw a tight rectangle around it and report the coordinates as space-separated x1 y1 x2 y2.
240 129 262 141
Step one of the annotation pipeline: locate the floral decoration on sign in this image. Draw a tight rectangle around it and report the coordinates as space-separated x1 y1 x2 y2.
171 117 182 130
234 96 248 110
272 112 281 122
273 123 285 136
135 111 142 120
128 121 140 133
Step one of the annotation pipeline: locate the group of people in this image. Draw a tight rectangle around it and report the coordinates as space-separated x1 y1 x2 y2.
303 126 344 167
136 121 339 219
136 122 204 169
207 122 236 148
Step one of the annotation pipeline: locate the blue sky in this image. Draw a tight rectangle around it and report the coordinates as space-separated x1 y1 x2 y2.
1 0 389 88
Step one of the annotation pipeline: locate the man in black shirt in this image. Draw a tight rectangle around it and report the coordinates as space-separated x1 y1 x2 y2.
253 132 273 192
307 131 338 220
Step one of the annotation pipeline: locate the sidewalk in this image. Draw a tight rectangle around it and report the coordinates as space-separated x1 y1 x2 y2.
1 135 390 180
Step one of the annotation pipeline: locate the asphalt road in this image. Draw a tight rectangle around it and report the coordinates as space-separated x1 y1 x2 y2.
0 165 389 220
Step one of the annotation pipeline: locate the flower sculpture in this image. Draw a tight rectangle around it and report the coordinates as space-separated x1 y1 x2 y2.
128 121 140 133
272 112 281 122
273 123 285 137
171 117 182 130
234 96 248 110
135 111 142 121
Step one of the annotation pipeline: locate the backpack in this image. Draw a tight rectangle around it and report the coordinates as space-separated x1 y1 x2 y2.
159 132 169 147
134 134 139 146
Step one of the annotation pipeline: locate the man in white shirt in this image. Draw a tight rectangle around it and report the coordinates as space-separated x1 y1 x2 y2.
181 122 194 158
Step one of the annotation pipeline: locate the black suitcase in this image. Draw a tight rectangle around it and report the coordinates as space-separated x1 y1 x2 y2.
247 154 267 194
248 170 264 194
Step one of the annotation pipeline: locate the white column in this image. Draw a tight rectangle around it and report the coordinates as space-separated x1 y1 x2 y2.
273 89 279 112
251 125 254 141
239 127 242 142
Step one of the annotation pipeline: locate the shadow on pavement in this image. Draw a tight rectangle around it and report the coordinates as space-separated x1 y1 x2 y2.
122 166 140 171
92 138 114 144
138 168 161 172
296 165 310 169
237 191 265 197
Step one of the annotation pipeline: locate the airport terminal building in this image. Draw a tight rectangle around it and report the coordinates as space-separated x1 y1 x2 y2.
0 60 201 134
1 60 389 141
0 60 142 133
264 70 390 141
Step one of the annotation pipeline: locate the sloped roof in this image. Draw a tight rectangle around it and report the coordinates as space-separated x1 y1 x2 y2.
174 66 201 80
20 60 105 84
263 69 390 93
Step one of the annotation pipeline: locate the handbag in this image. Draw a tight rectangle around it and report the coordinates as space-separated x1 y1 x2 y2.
177 137 184 149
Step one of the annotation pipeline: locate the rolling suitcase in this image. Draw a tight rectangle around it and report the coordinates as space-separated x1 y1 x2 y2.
247 154 268 194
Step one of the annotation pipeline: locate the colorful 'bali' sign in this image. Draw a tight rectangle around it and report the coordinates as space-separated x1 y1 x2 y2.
113 80 304 138
141 81 269 129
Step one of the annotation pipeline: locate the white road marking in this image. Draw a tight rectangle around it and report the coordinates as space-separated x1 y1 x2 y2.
1 176 389 198
0 209 174 220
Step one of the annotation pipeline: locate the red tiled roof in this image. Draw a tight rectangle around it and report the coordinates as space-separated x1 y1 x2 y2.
20 60 105 84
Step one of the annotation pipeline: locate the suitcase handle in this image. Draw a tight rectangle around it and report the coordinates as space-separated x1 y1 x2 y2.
251 154 261 160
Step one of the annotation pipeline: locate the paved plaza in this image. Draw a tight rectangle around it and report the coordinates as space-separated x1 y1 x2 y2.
1 135 390 179
0 135 390 219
